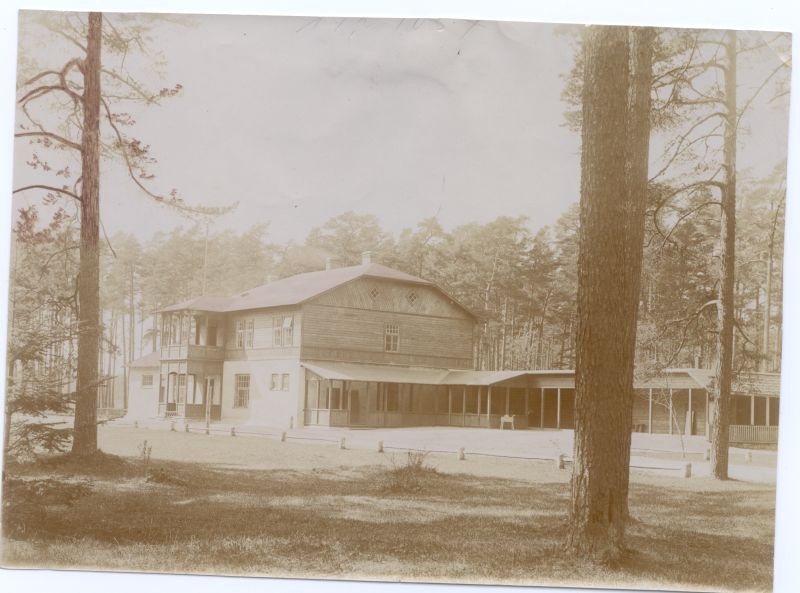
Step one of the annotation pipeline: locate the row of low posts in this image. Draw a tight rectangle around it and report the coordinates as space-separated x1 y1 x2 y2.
131 420 739 479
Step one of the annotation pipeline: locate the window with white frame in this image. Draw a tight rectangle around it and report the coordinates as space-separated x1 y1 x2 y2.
141 374 153 388
234 374 250 408
177 374 187 404
272 317 281 345
272 315 294 347
384 323 400 352
282 316 294 346
270 373 290 391
246 319 254 348
235 318 254 349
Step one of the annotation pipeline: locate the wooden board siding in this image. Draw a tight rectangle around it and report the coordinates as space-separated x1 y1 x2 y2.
300 302 474 369
311 277 473 320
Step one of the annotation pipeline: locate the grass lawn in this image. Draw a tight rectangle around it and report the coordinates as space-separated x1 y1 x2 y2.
1 428 776 592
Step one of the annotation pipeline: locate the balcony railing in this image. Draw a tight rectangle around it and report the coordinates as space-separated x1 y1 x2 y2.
160 344 225 361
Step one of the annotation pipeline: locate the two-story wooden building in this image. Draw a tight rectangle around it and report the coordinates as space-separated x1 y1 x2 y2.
125 255 780 442
141 255 476 429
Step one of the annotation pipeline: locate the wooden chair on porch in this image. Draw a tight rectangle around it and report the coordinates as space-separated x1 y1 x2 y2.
500 414 515 430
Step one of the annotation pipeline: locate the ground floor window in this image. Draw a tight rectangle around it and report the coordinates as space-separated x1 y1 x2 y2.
234 374 250 408
177 374 187 404
386 383 400 412
330 386 341 410
271 373 291 392
509 388 526 415
437 387 449 412
465 386 479 414
769 397 779 426
451 388 464 413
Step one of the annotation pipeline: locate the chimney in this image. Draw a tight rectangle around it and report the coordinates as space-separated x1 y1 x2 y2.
361 251 372 265
325 256 337 271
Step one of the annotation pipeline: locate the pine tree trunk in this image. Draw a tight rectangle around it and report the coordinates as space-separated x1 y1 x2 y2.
709 31 737 480
566 26 653 563
71 12 102 456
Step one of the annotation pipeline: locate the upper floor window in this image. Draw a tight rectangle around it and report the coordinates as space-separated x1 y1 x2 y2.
236 318 255 348
141 374 153 388
234 374 250 408
272 315 294 347
384 323 400 352
406 290 419 306
246 319 254 347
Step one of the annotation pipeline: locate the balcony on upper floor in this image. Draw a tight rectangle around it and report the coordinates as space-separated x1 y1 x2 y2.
160 311 226 362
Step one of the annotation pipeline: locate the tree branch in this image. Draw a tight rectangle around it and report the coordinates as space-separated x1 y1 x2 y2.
15 131 81 152
650 111 727 182
101 68 160 104
13 184 81 202
657 200 722 250
100 97 237 218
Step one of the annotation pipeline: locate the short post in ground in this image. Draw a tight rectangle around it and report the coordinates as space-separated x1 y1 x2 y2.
458 447 465 461
377 440 384 453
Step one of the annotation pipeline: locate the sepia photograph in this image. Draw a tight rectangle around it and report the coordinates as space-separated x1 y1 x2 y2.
1 1 797 592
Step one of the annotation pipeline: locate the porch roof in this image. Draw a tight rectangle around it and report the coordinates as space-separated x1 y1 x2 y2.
635 368 781 396
301 362 574 387
302 362 451 385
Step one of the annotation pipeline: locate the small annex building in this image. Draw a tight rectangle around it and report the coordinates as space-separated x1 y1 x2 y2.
126 257 780 443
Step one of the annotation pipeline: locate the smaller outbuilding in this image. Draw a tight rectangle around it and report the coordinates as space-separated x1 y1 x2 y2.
124 351 160 421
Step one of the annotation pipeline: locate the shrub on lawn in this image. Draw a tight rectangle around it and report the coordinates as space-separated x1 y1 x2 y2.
382 451 438 494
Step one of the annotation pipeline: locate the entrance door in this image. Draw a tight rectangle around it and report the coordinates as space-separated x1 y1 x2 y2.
205 377 221 421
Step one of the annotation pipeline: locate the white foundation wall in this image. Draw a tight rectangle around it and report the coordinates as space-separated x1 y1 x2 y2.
220 359 302 428
125 367 160 419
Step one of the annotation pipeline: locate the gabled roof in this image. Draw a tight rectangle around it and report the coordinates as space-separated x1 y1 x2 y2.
160 263 476 318
128 351 160 368
160 295 232 313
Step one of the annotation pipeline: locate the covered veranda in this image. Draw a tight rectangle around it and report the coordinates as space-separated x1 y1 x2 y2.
301 362 575 430
300 363 780 442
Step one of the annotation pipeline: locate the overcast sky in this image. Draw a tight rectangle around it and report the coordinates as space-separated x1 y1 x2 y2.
12 14 790 246
13 15 581 244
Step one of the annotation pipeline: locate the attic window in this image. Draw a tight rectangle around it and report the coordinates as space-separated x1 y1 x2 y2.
368 286 380 300
406 290 418 306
